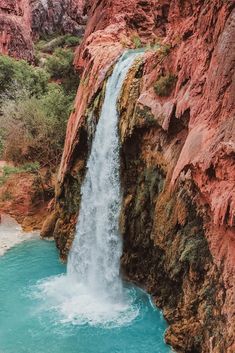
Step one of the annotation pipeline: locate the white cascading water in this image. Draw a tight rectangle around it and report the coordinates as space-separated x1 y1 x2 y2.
35 51 142 326
67 51 141 298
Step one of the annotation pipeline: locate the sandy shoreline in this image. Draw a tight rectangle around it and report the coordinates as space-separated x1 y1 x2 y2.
0 214 39 256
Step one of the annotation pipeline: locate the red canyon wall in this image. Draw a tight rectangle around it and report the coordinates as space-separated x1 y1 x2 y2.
0 0 87 60
0 0 34 61
30 0 87 39
50 1 235 352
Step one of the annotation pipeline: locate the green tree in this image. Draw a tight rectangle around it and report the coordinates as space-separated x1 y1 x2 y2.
0 55 49 97
0 85 73 167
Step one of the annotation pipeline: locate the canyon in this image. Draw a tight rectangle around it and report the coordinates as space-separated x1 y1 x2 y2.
0 1 235 353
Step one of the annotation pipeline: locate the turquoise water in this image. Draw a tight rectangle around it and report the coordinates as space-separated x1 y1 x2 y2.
0 239 171 353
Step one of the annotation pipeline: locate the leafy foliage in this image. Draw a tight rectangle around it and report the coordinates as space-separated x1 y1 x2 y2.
64 35 81 47
3 163 40 175
0 163 39 186
45 48 74 79
45 48 80 93
0 55 49 97
0 84 73 166
36 34 81 53
0 41 80 167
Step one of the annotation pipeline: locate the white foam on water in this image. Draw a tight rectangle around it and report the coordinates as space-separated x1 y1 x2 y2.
33 274 139 327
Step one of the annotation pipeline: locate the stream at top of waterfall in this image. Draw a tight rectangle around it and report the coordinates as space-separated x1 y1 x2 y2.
0 51 172 353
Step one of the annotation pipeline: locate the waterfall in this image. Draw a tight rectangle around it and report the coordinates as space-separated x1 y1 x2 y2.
35 51 142 326
67 51 140 299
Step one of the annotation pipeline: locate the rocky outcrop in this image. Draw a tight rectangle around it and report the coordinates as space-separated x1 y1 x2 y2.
0 164 53 231
31 0 87 39
43 0 234 352
0 0 34 61
0 0 87 61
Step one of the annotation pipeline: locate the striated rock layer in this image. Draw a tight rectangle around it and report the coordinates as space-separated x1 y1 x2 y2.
43 0 235 352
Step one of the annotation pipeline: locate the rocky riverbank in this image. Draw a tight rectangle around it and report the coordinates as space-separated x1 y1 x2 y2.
0 214 39 256
0 161 53 232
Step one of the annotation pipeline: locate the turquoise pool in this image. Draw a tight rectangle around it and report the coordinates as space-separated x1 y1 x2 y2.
0 239 171 353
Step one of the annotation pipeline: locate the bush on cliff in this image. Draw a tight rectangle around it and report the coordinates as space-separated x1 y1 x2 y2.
45 48 73 78
131 35 142 49
154 74 177 97
0 163 40 186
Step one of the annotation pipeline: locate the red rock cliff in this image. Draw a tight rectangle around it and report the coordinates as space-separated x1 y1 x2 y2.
30 0 87 39
44 1 235 352
0 0 87 60
0 0 34 61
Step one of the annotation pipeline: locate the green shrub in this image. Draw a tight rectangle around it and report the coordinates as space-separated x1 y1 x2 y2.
0 50 78 168
0 85 73 166
45 48 74 79
0 163 40 186
154 74 177 97
64 35 81 47
131 35 142 49
36 34 81 53
158 44 171 57
36 36 67 53
0 55 49 97
2 163 40 176
45 48 79 93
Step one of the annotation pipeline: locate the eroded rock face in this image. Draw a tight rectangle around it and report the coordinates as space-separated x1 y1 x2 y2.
31 0 87 38
0 0 87 61
0 0 34 61
44 0 234 352
0 166 53 231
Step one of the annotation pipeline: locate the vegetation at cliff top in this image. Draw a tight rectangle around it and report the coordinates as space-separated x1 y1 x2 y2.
35 34 81 53
0 163 40 186
0 51 79 168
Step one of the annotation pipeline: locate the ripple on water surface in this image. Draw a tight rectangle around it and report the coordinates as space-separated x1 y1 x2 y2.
0 239 172 353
